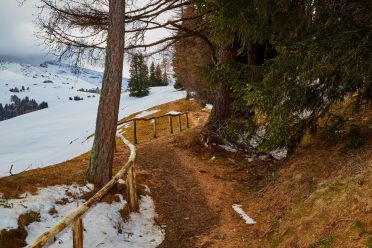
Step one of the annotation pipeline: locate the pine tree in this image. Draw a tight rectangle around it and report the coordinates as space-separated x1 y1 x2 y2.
161 69 168 86
202 0 372 151
149 62 157 86
161 57 169 86
154 64 163 86
128 53 150 97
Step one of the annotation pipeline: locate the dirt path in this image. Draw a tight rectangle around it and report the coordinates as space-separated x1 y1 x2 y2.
135 132 252 248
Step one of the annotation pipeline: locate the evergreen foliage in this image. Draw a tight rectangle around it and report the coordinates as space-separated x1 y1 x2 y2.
149 62 163 86
154 64 163 86
0 95 49 121
128 53 150 97
197 0 372 151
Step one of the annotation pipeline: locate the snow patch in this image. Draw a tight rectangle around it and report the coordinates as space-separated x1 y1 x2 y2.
0 184 164 247
135 109 159 118
270 147 288 160
202 104 213 111
232 204 256 225
167 111 181 115
219 144 237 153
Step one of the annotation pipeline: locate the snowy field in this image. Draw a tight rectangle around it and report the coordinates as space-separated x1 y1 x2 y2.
0 61 185 177
0 183 164 247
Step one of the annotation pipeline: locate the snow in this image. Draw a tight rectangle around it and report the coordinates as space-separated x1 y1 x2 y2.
232 204 256 225
135 109 159 118
167 111 181 115
0 184 164 247
202 103 213 111
0 61 186 177
269 147 288 160
219 144 237 153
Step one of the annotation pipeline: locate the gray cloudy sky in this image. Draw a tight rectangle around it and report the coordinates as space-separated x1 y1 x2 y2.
0 0 48 57
0 0 172 76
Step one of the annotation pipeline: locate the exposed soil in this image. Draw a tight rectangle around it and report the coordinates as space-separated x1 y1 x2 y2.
134 126 258 248
1 99 371 247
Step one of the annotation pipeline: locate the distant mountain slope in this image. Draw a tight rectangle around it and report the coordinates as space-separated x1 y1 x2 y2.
0 61 128 107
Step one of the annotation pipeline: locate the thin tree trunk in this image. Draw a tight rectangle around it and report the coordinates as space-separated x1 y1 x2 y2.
87 0 125 188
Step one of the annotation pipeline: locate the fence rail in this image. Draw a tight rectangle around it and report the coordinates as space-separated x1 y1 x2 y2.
28 111 190 248
28 133 138 248
118 112 189 144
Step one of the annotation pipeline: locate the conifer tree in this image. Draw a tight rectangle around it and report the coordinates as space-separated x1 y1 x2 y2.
161 69 168 86
154 64 163 86
128 53 150 97
161 57 169 86
149 62 157 86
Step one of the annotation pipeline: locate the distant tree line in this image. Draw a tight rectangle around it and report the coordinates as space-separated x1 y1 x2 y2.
69 96 84 101
9 86 30 93
128 53 169 97
0 95 48 121
77 87 100 94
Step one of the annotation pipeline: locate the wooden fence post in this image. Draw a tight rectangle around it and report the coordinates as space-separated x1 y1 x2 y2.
133 119 137 144
153 118 157 138
126 164 139 211
186 112 189 128
178 115 182 132
169 116 173 134
72 217 83 248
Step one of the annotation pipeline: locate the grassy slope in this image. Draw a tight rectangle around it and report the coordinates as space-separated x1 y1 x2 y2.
0 99 203 198
0 98 371 247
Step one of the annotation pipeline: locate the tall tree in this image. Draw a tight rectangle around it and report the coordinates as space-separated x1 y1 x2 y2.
87 0 125 187
154 64 163 86
128 53 150 97
172 4 214 98
149 62 157 86
161 57 169 86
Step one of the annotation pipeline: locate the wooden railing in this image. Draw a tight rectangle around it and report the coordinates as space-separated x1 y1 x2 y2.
28 112 190 247
28 133 138 248
118 111 189 144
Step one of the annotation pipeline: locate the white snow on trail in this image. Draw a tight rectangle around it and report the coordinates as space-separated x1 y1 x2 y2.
0 61 186 177
232 204 256 225
135 109 160 118
0 184 164 247
167 110 181 115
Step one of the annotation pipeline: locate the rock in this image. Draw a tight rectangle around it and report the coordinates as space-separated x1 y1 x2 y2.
215 232 226 240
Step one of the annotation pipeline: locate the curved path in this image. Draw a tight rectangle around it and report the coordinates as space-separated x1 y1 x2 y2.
135 133 251 248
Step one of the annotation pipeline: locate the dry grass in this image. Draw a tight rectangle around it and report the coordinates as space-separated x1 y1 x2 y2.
118 99 203 144
0 99 203 198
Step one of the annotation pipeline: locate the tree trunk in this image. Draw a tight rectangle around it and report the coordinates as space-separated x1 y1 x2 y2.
87 0 125 188
207 44 236 132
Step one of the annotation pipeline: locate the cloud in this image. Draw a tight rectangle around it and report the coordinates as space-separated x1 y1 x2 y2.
0 0 48 56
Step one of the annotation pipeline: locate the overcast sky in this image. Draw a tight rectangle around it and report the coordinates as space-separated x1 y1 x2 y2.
0 0 173 77
0 0 48 57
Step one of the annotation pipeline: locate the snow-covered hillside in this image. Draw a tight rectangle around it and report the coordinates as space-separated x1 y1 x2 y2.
0 61 185 177
0 61 128 106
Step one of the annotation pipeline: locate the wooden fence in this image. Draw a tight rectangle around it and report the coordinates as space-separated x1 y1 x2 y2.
118 111 189 144
28 112 190 247
28 133 138 248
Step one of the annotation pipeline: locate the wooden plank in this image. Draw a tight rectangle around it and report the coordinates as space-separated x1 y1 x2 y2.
117 112 187 126
72 217 83 248
126 164 139 211
169 116 173 134
28 133 136 248
186 112 189 128
178 115 182 132
153 118 157 138
133 119 137 144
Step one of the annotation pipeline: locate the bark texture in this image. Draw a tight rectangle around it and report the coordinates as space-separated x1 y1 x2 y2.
87 0 125 188
207 44 236 132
